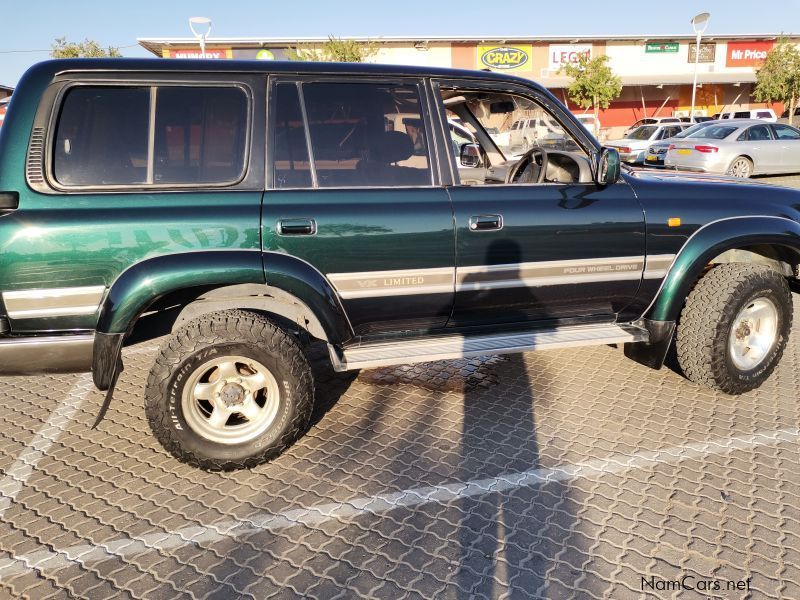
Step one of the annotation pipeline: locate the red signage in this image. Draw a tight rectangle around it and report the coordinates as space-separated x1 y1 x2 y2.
726 41 773 67
164 47 232 59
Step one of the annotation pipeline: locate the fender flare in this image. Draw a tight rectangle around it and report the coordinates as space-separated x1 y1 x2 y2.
93 250 353 391
646 216 800 323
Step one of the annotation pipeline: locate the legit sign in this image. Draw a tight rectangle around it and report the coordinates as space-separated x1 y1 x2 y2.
548 44 592 70
726 40 774 67
479 46 531 70
163 47 233 59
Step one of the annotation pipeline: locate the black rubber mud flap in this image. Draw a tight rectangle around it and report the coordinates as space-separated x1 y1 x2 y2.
91 332 125 428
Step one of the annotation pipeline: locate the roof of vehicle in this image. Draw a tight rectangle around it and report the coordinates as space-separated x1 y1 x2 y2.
20 58 548 92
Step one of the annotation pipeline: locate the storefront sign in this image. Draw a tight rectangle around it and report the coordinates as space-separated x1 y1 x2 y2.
478 46 531 70
548 44 592 70
645 42 679 53
232 48 291 60
163 47 233 59
688 43 716 63
726 40 773 67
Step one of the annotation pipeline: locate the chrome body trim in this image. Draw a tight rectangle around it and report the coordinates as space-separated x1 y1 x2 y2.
3 285 106 319
0 334 94 375
334 323 648 371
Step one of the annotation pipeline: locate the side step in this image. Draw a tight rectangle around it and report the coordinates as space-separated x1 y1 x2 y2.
330 323 648 372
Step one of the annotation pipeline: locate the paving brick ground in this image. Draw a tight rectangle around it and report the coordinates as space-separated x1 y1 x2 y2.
1 175 799 599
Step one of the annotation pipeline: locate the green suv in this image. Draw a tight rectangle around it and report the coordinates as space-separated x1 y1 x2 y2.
0 59 798 469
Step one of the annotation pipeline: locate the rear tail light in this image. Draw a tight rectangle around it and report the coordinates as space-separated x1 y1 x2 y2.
619 147 631 153
668 144 676 150
694 145 718 153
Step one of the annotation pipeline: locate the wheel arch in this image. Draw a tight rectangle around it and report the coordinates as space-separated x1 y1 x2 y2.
92 250 353 392
646 216 800 324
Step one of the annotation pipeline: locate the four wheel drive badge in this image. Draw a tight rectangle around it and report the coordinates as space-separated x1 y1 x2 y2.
480 47 530 70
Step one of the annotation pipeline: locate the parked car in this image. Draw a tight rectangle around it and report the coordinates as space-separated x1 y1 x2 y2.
507 114 562 151
573 113 600 134
644 120 719 167
624 116 681 137
665 120 800 177
717 108 777 122
1 59 800 470
679 116 713 123
607 123 686 164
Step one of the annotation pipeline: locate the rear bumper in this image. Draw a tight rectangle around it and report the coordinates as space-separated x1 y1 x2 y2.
0 334 93 375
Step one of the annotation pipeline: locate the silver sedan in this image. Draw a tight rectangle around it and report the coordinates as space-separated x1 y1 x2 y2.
664 119 800 177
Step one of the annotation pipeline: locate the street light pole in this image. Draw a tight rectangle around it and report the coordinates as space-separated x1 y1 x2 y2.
189 16 212 58
689 12 710 123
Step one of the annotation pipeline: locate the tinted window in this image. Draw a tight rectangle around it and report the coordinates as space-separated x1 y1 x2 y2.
756 111 773 119
745 125 773 141
54 87 149 185
154 87 248 184
302 82 432 187
688 125 737 139
773 124 800 140
733 111 750 119
272 83 313 188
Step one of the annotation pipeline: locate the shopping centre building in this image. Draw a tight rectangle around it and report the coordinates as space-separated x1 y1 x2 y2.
138 33 795 135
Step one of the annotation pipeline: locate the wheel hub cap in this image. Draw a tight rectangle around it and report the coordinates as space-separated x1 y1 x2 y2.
181 355 281 445
728 298 779 371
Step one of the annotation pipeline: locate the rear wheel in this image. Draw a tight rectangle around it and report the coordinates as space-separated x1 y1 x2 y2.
727 156 753 178
676 263 792 394
145 310 314 470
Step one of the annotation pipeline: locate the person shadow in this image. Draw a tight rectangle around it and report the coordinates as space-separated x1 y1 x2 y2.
453 238 552 598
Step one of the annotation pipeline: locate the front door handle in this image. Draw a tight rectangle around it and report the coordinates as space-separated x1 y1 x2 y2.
277 218 317 236
469 214 503 231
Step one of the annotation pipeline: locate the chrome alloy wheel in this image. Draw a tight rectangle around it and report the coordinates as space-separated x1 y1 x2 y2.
728 157 751 178
181 355 281 444
728 298 779 371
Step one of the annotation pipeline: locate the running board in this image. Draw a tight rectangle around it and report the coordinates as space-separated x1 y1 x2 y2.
330 323 648 372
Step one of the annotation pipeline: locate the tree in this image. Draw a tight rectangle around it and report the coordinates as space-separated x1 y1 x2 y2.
51 38 121 59
754 39 800 125
560 55 622 138
287 36 377 63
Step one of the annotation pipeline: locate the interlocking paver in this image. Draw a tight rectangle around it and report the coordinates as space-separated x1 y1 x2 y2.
1 206 800 597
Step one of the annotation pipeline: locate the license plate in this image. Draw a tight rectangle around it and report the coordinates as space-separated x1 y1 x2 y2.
676 148 692 155
646 155 658 161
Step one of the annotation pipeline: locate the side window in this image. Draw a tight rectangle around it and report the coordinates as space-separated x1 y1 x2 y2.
54 87 149 185
153 87 248 184
53 84 249 187
773 124 800 140
301 82 432 187
747 125 773 141
272 83 313 188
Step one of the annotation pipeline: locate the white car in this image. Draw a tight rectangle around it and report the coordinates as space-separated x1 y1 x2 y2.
623 116 682 137
573 113 600 135
507 115 562 151
606 123 686 164
716 108 777 122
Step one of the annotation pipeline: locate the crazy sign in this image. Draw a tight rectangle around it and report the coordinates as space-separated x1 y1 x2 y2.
479 46 531 70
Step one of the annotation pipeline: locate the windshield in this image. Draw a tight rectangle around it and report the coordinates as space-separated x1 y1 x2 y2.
627 126 657 140
686 125 738 140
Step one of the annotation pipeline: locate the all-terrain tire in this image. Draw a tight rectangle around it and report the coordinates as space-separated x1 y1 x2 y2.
676 263 792 394
145 310 314 470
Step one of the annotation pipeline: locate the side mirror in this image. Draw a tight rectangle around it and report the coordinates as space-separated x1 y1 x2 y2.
460 143 483 168
596 147 620 185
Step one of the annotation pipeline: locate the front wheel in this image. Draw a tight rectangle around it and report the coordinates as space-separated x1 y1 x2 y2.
727 156 753 178
145 310 314 470
676 263 793 394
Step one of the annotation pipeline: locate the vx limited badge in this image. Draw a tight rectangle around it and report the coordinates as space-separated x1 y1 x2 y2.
480 47 529 70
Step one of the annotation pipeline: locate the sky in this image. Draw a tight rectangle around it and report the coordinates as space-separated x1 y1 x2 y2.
1 0 799 86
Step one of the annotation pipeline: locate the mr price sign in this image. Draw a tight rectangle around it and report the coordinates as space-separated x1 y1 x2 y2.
726 41 773 67
548 44 592 70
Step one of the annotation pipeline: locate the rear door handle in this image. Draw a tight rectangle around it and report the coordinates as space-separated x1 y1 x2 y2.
469 214 503 231
277 218 317 236
0 192 19 210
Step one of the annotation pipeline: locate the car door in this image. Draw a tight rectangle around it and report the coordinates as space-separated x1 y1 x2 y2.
741 124 782 173
433 79 646 328
771 124 800 172
262 77 455 335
